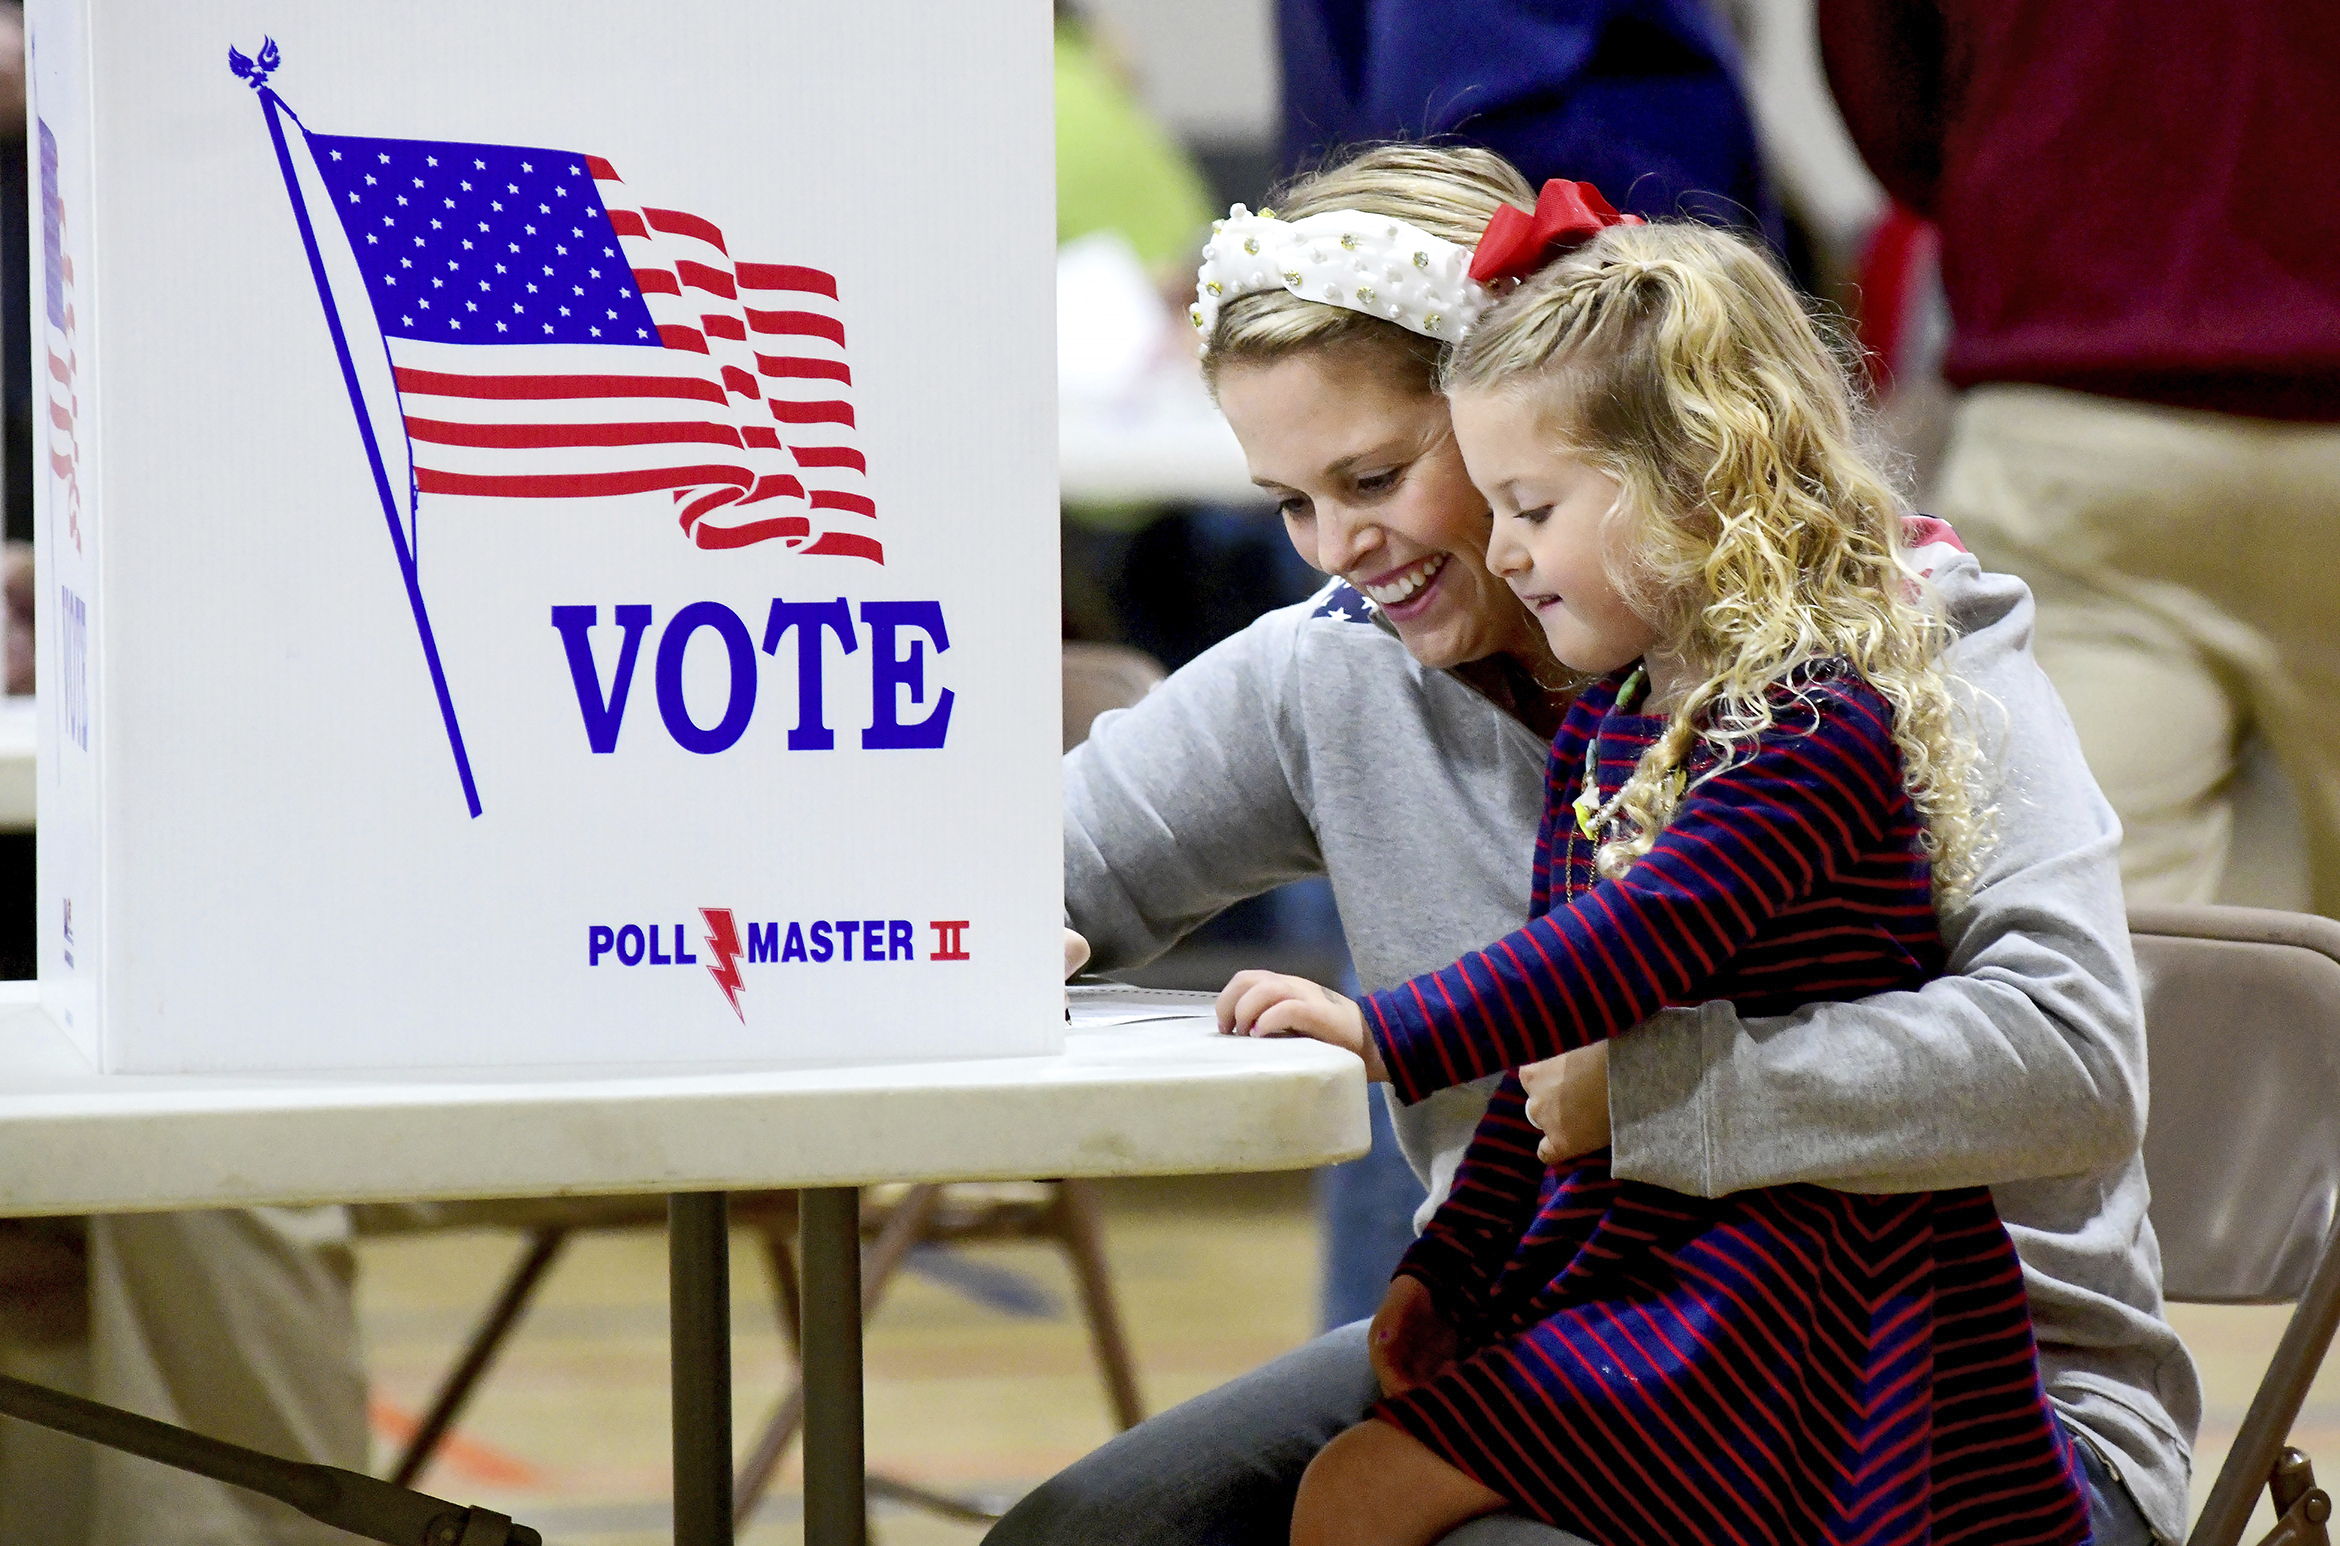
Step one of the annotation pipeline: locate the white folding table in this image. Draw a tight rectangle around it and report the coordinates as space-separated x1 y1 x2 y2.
0 983 1369 1545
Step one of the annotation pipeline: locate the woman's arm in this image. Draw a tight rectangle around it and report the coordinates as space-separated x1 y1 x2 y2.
1064 614 1325 971
1365 678 1906 1104
1603 575 2147 1195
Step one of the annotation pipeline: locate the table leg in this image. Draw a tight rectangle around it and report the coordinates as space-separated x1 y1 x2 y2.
670 1193 733 1546
800 1187 867 1546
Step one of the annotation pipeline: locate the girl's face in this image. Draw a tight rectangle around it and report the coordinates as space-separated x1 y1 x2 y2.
1450 387 1661 678
1215 352 1548 672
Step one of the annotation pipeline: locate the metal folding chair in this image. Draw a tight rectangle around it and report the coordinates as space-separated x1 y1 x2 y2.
360 1182 1143 1525
1060 640 1162 749
2133 903 2340 1546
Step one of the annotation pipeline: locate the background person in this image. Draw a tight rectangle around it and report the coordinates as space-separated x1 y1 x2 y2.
1278 0 1774 242
0 1211 368 1546
1820 0 2340 917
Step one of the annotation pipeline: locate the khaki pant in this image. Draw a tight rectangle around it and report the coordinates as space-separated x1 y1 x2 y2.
1934 385 2340 914
0 1208 368 1546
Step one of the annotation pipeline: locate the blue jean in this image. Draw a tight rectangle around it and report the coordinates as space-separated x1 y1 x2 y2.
982 1320 2151 1546
1316 1085 1428 1331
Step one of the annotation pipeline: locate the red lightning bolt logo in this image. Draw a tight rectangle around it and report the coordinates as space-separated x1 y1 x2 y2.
701 907 746 1022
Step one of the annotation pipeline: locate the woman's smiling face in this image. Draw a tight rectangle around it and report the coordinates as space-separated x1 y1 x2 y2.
1214 351 1547 672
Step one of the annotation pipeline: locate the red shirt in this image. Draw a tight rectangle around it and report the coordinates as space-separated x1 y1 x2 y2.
1821 0 2340 421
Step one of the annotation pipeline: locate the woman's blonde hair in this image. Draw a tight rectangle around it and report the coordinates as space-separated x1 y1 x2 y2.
1446 221 1989 901
1201 144 1535 397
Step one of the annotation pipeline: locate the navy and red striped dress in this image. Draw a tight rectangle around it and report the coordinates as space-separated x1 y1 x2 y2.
1361 666 2090 1546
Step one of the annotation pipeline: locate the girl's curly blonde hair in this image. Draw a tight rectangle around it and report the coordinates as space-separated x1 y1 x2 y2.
1445 221 1990 902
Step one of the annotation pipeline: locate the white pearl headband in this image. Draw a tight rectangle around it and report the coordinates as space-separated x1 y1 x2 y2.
1189 204 1495 353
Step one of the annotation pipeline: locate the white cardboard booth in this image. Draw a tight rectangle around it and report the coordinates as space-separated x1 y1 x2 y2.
28 1 1062 1073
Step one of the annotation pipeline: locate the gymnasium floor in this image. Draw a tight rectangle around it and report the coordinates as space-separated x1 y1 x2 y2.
359 1170 2338 1546
358 1174 1319 1546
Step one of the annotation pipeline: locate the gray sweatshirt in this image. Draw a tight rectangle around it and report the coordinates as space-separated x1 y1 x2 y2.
1063 541 2201 1542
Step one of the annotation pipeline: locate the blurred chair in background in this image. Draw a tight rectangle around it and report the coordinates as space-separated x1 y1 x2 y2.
1822 0 2340 920
2131 904 2340 1546
1061 640 1164 750
364 1181 1146 1532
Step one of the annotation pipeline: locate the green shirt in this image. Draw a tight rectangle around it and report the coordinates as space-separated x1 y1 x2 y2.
1055 22 1213 273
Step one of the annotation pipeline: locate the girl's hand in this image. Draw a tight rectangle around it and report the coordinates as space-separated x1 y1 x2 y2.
1369 1274 1459 1398
1063 928 1091 981
1519 1041 1610 1165
1215 970 1388 1082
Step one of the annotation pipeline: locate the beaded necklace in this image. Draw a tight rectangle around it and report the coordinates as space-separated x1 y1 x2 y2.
1565 663 1711 904
1569 664 1647 844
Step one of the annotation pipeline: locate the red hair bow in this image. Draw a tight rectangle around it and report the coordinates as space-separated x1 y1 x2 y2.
1468 179 1643 285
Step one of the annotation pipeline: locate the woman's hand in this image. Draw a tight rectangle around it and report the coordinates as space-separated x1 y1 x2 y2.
1215 970 1388 1082
1519 1041 1610 1166
1063 928 1091 981
1368 1274 1459 1398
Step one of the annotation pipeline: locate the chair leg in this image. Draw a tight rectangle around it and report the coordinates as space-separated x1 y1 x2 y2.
732 1185 946 1526
2259 1449 2333 1546
867 1471 1009 1525
2197 1225 2340 1546
390 1226 569 1488
1051 1179 1145 1431
760 1210 804 1358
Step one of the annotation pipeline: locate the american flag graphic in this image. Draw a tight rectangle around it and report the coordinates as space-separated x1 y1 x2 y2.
302 128 880 560
38 120 83 556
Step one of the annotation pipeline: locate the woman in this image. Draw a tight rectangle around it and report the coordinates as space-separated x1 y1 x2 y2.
1001 147 2194 1546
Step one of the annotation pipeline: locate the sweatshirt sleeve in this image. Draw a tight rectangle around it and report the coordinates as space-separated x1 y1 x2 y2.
1605 564 2149 1195
1063 611 1325 971
1393 1073 1548 1329
1365 678 1904 1105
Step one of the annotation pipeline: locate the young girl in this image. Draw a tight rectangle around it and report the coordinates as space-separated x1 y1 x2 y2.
1222 213 2092 1546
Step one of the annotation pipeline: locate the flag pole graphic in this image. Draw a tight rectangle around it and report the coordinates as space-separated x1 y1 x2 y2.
234 43 483 818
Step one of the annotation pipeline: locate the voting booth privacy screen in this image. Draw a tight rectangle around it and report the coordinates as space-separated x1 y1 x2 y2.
28 1 1063 1072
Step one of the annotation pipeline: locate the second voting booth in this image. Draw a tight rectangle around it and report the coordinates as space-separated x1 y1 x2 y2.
28 1 1064 1072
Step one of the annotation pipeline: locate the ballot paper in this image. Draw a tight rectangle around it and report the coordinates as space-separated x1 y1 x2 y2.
1066 985 1219 1029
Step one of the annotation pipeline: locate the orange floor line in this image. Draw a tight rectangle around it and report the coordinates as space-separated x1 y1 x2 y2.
367 1394 544 1489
